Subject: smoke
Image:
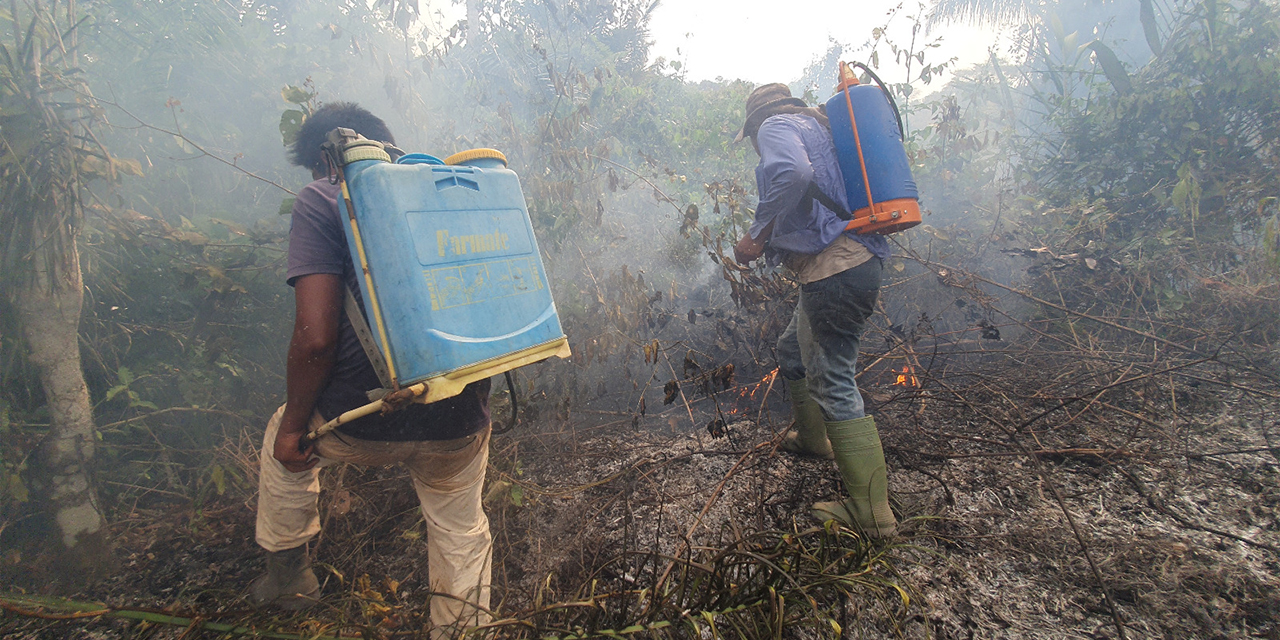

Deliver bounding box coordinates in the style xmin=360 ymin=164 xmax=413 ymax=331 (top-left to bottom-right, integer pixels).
xmin=71 ymin=0 xmax=1280 ymax=439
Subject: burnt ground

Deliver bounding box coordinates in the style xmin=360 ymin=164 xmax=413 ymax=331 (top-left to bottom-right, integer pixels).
xmin=2 ymin=367 xmax=1278 ymax=639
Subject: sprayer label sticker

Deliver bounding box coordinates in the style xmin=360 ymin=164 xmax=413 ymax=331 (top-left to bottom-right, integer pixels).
xmin=436 ymin=229 xmax=509 ymax=257
xmin=422 ymin=256 xmax=544 ymax=310
xmin=406 ymin=208 xmax=535 ymax=266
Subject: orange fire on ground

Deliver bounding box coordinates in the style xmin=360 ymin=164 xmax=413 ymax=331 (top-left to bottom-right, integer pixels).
xmin=894 ymin=366 xmax=919 ymax=387
xmin=733 ymin=368 xmax=779 ymax=400
xmin=723 ymin=368 xmax=781 ymax=416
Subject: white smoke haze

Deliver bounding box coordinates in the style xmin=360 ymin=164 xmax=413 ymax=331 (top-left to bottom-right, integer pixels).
xmin=1 ymin=0 xmax=1278 ymax=636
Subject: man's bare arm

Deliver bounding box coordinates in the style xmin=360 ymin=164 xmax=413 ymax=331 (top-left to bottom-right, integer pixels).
xmin=274 ymin=273 xmax=343 ymax=472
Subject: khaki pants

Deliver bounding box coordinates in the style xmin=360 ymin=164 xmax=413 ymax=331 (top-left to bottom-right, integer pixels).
xmin=256 ymin=405 xmax=492 ymax=632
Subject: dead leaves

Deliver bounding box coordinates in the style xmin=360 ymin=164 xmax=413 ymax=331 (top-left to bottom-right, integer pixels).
xmin=663 ymin=380 xmax=680 ymax=405
xmin=710 ymin=363 xmax=735 ymax=392
xmin=680 ymin=204 xmax=699 ymax=237
xmin=643 ymin=340 xmax=661 ymax=364
xmin=353 ymin=574 xmax=403 ymax=627
xmin=706 ymin=417 xmax=727 ymax=439
xmin=682 ymin=351 xmax=701 ymax=378
xmin=662 ymin=353 xmax=736 ymax=407
xmin=977 ymin=319 xmax=1002 ymax=340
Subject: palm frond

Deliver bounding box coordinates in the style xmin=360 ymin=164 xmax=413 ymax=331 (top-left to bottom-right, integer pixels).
xmin=0 ymin=0 xmax=99 ymax=290
xmin=928 ymin=0 xmax=1032 ymax=26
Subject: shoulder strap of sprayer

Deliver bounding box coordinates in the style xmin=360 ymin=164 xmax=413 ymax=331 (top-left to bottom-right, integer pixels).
xmin=344 ymin=286 xmax=394 ymax=391
xmin=322 ymin=128 xmax=396 ymax=393
xmin=804 ymin=181 xmax=853 ymax=222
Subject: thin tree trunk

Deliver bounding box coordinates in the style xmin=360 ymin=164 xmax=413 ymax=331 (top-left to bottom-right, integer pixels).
xmin=467 ymin=0 xmax=481 ymax=46
xmin=11 ymin=239 xmax=113 ymax=577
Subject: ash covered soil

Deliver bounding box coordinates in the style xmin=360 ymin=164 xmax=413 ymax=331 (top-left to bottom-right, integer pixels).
xmin=3 ymin=384 xmax=1278 ymax=639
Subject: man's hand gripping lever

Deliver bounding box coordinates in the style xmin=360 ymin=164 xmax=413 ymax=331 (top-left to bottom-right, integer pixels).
xmin=274 ymin=411 xmax=319 ymax=473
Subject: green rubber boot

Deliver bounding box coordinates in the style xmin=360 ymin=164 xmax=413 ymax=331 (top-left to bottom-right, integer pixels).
xmin=780 ymin=377 xmax=834 ymax=459
xmin=811 ymin=416 xmax=897 ymax=538
xmin=249 ymin=544 xmax=320 ymax=610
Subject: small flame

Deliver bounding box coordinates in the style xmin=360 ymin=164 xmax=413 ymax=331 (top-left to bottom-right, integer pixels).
xmin=893 ymin=366 xmax=918 ymax=387
xmin=725 ymin=368 xmax=780 ymax=416
xmin=736 ymin=368 xmax=779 ymax=399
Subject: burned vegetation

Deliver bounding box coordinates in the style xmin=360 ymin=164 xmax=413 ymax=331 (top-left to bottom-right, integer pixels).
xmin=2 ymin=0 xmax=1280 ymax=638
xmin=7 ymin=215 xmax=1277 ymax=639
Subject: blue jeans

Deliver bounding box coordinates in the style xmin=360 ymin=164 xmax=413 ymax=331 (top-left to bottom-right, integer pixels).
xmin=776 ymin=259 xmax=882 ymax=421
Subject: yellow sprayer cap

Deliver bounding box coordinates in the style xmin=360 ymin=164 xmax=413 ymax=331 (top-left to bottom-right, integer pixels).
xmin=342 ymin=140 xmax=392 ymax=164
xmin=444 ymin=148 xmax=508 ymax=167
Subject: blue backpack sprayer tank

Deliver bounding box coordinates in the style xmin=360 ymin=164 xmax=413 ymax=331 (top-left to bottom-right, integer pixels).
xmin=819 ymin=62 xmax=921 ymax=235
xmin=308 ymin=129 xmax=570 ymax=439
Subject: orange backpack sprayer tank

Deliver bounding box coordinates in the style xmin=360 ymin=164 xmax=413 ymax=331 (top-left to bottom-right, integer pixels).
xmin=823 ymin=62 xmax=922 ymax=235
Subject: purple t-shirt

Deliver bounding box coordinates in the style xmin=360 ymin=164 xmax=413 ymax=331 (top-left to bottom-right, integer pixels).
xmin=286 ymin=179 xmax=490 ymax=441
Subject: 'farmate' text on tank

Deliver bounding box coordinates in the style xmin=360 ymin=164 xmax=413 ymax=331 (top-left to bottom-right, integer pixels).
xmin=436 ymin=229 xmax=511 ymax=258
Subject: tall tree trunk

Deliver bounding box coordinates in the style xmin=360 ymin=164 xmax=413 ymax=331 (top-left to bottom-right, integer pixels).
xmin=467 ymin=0 xmax=481 ymax=46
xmin=11 ymin=239 xmax=113 ymax=578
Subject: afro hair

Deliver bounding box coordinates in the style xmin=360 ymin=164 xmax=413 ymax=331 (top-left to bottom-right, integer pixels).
xmin=289 ymin=102 xmax=395 ymax=173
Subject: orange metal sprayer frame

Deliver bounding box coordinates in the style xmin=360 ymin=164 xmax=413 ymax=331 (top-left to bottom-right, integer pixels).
xmin=838 ymin=62 xmax=879 ymax=228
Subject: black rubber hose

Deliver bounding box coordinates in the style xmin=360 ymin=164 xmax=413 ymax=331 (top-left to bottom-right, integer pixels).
xmin=492 ymin=370 xmax=519 ymax=435
xmin=851 ymin=62 xmax=906 ymax=141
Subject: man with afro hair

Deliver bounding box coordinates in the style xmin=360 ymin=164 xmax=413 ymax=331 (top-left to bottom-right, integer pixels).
xmin=250 ymin=102 xmax=494 ymax=637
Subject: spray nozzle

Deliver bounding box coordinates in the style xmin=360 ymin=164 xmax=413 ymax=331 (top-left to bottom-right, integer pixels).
xmin=837 ymin=62 xmax=861 ymax=91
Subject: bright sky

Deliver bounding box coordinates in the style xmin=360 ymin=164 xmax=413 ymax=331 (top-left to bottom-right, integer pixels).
xmin=646 ymin=0 xmax=1001 ymax=89
xmin=424 ymin=1 xmax=1002 ymax=90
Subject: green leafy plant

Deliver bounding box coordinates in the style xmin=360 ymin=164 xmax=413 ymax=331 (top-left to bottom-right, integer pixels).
xmin=279 ymin=78 xmax=319 ymax=147
xmin=102 ymin=367 xmax=158 ymax=411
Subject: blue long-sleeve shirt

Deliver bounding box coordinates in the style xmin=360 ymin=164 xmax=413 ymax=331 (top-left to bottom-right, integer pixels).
xmin=748 ymin=113 xmax=890 ymax=264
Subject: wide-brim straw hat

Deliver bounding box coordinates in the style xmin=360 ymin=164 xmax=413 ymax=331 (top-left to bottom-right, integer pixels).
xmin=735 ymin=83 xmax=807 ymax=142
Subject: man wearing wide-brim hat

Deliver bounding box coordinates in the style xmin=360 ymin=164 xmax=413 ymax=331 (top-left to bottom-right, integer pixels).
xmin=733 ymin=83 xmax=897 ymax=538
